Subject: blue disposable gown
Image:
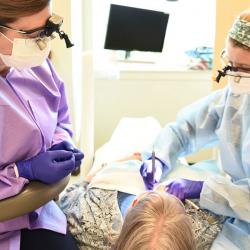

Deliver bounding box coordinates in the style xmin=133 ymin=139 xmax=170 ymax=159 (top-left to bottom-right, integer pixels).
xmin=142 ymin=86 xmax=250 ymax=249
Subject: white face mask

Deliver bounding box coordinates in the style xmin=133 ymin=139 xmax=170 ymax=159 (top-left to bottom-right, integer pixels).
xmin=0 ymin=33 xmax=51 ymax=70
xmin=228 ymin=71 xmax=250 ymax=94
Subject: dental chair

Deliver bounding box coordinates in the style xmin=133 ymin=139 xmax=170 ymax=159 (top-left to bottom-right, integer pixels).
xmin=0 ymin=175 xmax=70 ymax=222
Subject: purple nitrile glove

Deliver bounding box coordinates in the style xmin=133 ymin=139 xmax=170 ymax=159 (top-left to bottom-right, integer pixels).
xmin=16 ymin=150 xmax=75 ymax=184
xmin=165 ymin=178 xmax=204 ymax=201
xmin=140 ymin=157 xmax=166 ymax=190
xmin=50 ymin=141 xmax=84 ymax=169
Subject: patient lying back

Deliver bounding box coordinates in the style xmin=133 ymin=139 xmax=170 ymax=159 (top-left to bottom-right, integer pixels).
xmin=59 ymin=155 xmax=223 ymax=250
xmin=60 ymin=184 xmax=195 ymax=250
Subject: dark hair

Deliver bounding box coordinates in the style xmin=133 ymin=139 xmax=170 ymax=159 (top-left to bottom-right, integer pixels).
xmin=0 ymin=0 xmax=50 ymax=25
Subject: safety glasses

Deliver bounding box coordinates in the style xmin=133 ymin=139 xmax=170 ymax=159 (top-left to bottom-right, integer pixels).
xmin=0 ymin=13 xmax=64 ymax=40
xmin=0 ymin=13 xmax=73 ymax=49
xmin=0 ymin=24 xmax=48 ymax=39
xmin=220 ymin=49 xmax=250 ymax=74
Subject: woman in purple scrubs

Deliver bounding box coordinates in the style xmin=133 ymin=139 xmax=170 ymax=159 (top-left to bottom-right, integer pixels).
xmin=0 ymin=1 xmax=83 ymax=249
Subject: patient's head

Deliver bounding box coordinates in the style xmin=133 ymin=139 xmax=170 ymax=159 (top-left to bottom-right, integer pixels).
xmin=112 ymin=191 xmax=196 ymax=250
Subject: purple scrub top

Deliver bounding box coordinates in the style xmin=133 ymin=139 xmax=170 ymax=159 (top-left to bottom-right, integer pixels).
xmin=0 ymin=59 xmax=73 ymax=250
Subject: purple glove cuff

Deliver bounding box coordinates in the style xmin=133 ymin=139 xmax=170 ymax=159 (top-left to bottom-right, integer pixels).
xmin=16 ymin=160 xmax=34 ymax=180
xmin=50 ymin=141 xmax=74 ymax=151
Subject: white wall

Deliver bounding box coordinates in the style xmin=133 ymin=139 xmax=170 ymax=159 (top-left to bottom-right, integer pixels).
xmin=92 ymin=0 xmax=216 ymax=68
xmin=51 ymin=0 xmax=216 ymax=166
xmin=94 ymin=69 xmax=214 ymax=162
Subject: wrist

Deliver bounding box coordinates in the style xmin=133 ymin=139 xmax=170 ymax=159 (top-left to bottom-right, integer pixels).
xmin=16 ymin=160 xmax=33 ymax=180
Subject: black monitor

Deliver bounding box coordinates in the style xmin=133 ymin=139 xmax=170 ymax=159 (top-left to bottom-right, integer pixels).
xmin=104 ymin=4 xmax=169 ymax=53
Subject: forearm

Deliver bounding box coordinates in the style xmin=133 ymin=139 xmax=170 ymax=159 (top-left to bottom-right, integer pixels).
xmin=142 ymin=92 xmax=221 ymax=169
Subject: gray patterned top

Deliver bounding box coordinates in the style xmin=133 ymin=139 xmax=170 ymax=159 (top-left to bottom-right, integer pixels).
xmin=59 ymin=181 xmax=225 ymax=250
xmin=59 ymin=182 xmax=123 ymax=250
xmin=185 ymin=200 xmax=225 ymax=250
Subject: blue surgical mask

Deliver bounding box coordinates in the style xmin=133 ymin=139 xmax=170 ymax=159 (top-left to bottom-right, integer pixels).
xmin=228 ymin=71 xmax=250 ymax=94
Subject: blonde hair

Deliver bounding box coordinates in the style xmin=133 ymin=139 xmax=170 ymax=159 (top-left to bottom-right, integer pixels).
xmin=112 ymin=192 xmax=196 ymax=250
xmin=0 ymin=0 xmax=50 ymax=25
xmin=229 ymin=9 xmax=250 ymax=51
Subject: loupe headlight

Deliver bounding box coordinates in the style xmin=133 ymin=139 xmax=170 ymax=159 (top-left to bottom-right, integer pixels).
xmin=215 ymin=49 xmax=250 ymax=83
xmin=215 ymin=65 xmax=232 ymax=83
xmin=215 ymin=65 xmax=250 ymax=83
xmin=42 ymin=13 xmax=74 ymax=48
